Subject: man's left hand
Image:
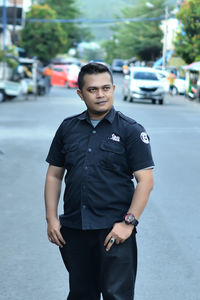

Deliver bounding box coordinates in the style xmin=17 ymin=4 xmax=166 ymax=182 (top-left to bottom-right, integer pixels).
xmin=104 ymin=222 xmax=134 ymax=251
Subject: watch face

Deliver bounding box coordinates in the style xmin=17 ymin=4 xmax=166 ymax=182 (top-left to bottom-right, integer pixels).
xmin=126 ymin=215 xmax=134 ymax=222
xmin=125 ymin=213 xmax=138 ymax=226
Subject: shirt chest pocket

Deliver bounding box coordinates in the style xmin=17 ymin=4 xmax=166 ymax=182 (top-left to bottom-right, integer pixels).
xmin=99 ymin=140 xmax=125 ymax=167
xmin=62 ymin=143 xmax=79 ymax=167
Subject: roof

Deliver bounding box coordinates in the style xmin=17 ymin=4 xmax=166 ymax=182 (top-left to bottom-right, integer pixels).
xmin=183 ymin=61 xmax=200 ymax=71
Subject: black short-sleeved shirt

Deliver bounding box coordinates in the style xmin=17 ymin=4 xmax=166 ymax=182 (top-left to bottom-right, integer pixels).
xmin=46 ymin=107 xmax=154 ymax=230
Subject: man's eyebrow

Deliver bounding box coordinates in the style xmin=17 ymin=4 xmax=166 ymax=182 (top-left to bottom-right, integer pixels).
xmin=87 ymin=86 xmax=97 ymax=89
xmin=87 ymin=84 xmax=112 ymax=89
xmin=103 ymin=84 xmax=112 ymax=87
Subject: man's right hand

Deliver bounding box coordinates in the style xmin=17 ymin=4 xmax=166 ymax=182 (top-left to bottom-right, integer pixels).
xmin=47 ymin=217 xmax=66 ymax=248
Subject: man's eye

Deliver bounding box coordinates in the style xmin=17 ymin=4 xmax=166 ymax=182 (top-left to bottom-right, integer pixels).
xmin=89 ymin=88 xmax=96 ymax=93
xmin=103 ymin=86 xmax=110 ymax=91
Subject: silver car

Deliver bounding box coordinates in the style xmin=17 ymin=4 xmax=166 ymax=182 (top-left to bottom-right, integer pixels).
xmin=123 ymin=67 xmax=165 ymax=105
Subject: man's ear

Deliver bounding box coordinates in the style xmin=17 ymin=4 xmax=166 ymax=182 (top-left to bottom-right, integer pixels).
xmin=77 ymin=89 xmax=84 ymax=100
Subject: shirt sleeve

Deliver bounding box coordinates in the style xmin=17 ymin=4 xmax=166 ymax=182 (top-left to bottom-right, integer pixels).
xmin=125 ymin=123 xmax=155 ymax=172
xmin=46 ymin=123 xmax=65 ymax=167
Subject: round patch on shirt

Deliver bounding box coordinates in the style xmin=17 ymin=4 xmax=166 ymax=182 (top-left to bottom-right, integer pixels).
xmin=140 ymin=132 xmax=149 ymax=144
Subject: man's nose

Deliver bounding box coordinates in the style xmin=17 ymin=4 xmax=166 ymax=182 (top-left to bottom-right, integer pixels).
xmin=96 ymin=88 xmax=104 ymax=97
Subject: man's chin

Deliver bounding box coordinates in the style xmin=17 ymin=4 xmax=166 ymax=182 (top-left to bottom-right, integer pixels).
xmin=92 ymin=109 xmax=110 ymax=116
xmin=95 ymin=109 xmax=108 ymax=114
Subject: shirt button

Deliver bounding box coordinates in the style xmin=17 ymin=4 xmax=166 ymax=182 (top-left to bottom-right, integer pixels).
xmin=92 ymin=130 xmax=96 ymax=134
xmin=88 ymin=148 xmax=92 ymax=152
xmin=82 ymin=205 xmax=87 ymax=209
xmin=84 ymin=166 xmax=88 ymax=170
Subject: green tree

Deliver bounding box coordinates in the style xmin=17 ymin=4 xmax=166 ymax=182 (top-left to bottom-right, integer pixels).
xmin=20 ymin=4 xmax=66 ymax=63
xmin=174 ymin=0 xmax=200 ymax=64
xmin=103 ymin=0 xmax=166 ymax=63
xmin=38 ymin=0 xmax=92 ymax=50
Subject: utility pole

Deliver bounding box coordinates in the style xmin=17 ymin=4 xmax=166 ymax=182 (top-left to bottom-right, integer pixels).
xmin=12 ymin=0 xmax=17 ymax=44
xmin=162 ymin=5 xmax=168 ymax=70
xmin=2 ymin=0 xmax=7 ymax=52
xmin=2 ymin=0 xmax=7 ymax=80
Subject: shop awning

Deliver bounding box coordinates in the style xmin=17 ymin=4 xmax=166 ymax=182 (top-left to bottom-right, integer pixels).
xmin=183 ymin=61 xmax=200 ymax=71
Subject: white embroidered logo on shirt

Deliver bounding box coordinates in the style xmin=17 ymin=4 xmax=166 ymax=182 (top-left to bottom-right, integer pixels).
xmin=140 ymin=132 xmax=149 ymax=144
xmin=110 ymin=134 xmax=120 ymax=142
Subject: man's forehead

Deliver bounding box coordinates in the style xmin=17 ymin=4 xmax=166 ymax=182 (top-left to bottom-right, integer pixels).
xmin=83 ymin=73 xmax=112 ymax=87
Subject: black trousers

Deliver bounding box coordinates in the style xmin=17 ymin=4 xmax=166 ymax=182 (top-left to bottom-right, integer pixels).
xmin=60 ymin=227 xmax=137 ymax=300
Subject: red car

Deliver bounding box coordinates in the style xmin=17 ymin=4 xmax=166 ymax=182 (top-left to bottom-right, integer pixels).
xmin=51 ymin=64 xmax=80 ymax=88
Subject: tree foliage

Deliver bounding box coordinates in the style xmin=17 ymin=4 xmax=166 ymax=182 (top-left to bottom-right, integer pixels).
xmin=174 ymin=0 xmax=200 ymax=64
xmin=103 ymin=0 xmax=166 ymax=63
xmin=21 ymin=4 xmax=66 ymax=63
xmin=37 ymin=0 xmax=92 ymax=50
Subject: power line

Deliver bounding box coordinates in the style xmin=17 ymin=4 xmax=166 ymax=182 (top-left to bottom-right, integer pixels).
xmin=23 ymin=16 xmax=165 ymax=24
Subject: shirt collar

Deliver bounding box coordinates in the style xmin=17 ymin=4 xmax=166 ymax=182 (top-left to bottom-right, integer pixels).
xmin=77 ymin=106 xmax=116 ymax=124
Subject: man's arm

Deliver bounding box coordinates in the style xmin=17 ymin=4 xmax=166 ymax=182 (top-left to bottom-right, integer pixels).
xmin=104 ymin=168 xmax=154 ymax=251
xmin=44 ymin=164 xmax=66 ymax=247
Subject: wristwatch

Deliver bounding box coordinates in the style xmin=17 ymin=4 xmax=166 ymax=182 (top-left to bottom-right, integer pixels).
xmin=124 ymin=213 xmax=139 ymax=227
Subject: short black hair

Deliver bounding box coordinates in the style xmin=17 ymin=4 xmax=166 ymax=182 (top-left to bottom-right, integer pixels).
xmin=78 ymin=62 xmax=113 ymax=90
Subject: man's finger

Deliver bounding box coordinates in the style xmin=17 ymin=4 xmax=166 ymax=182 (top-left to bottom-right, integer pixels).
xmin=56 ymin=231 xmax=66 ymax=245
xmin=48 ymin=230 xmax=66 ymax=247
xmin=53 ymin=234 xmax=64 ymax=247
xmin=106 ymin=237 xmax=116 ymax=251
xmin=104 ymin=232 xmax=112 ymax=246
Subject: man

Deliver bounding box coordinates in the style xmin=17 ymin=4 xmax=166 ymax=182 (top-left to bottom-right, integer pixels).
xmin=167 ymin=70 xmax=176 ymax=95
xmin=44 ymin=63 xmax=154 ymax=300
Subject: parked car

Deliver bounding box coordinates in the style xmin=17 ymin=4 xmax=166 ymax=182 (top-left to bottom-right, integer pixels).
xmin=155 ymin=69 xmax=186 ymax=95
xmin=122 ymin=67 xmax=165 ymax=105
xmin=51 ymin=64 xmax=80 ymax=88
xmin=111 ymin=59 xmax=125 ymax=72
xmin=51 ymin=65 xmax=68 ymax=87
xmin=66 ymin=64 xmax=80 ymax=88
xmin=0 ymin=56 xmax=29 ymax=102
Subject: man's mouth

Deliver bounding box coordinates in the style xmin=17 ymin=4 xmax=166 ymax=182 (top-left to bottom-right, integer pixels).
xmin=96 ymin=100 xmax=107 ymax=105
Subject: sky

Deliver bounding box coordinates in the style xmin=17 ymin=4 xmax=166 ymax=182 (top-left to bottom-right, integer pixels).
xmin=24 ymin=0 xmax=31 ymax=11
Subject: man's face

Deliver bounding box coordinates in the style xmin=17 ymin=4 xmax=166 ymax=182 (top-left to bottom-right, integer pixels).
xmin=77 ymin=72 xmax=115 ymax=120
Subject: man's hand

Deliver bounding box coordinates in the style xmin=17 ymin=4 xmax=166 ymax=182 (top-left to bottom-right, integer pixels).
xmin=104 ymin=222 xmax=134 ymax=251
xmin=47 ymin=217 xmax=66 ymax=248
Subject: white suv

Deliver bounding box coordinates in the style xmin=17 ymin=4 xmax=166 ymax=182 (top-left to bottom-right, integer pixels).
xmin=123 ymin=67 xmax=165 ymax=105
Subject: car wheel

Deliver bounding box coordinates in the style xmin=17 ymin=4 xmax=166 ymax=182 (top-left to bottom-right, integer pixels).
xmin=38 ymin=87 xmax=45 ymax=96
xmin=65 ymin=81 xmax=69 ymax=88
xmin=129 ymin=96 xmax=133 ymax=102
xmin=123 ymin=95 xmax=127 ymax=101
xmin=0 ymin=91 xmax=5 ymax=102
xmin=152 ymin=99 xmax=156 ymax=104
xmin=159 ymin=99 xmax=163 ymax=105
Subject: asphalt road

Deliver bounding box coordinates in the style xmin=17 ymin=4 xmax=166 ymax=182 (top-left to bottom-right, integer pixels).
xmin=0 ymin=74 xmax=200 ymax=300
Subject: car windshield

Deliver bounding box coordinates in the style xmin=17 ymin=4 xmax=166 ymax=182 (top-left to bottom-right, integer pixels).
xmin=114 ymin=60 xmax=124 ymax=66
xmin=53 ymin=68 xmax=63 ymax=72
xmin=134 ymin=71 xmax=158 ymax=81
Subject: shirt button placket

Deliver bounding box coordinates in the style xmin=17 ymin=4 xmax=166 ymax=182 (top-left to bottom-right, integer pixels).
xmin=82 ymin=128 xmax=97 ymax=229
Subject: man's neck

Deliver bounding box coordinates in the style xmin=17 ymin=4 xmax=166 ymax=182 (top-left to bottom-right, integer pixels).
xmin=87 ymin=109 xmax=111 ymax=120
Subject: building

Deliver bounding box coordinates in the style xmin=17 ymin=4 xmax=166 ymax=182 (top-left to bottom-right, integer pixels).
xmin=0 ymin=0 xmax=25 ymax=49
